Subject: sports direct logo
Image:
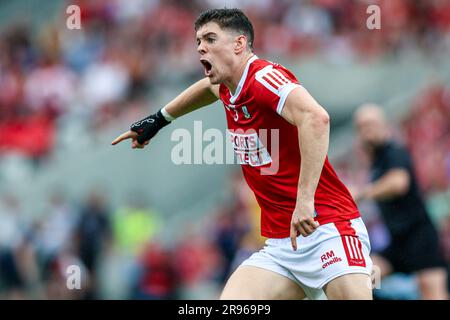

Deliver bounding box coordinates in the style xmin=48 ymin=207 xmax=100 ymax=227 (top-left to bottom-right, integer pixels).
xmin=170 ymin=121 xmax=279 ymax=175
xmin=321 ymin=250 xmax=342 ymax=269
xmin=229 ymin=131 xmax=272 ymax=167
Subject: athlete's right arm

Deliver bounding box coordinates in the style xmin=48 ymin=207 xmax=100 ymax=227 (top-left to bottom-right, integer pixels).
xmin=111 ymin=78 xmax=219 ymax=148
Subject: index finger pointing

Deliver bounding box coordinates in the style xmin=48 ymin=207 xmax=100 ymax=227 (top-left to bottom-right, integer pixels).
xmin=111 ymin=131 xmax=137 ymax=145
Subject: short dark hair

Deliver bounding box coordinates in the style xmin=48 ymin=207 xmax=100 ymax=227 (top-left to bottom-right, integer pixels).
xmin=194 ymin=8 xmax=254 ymax=51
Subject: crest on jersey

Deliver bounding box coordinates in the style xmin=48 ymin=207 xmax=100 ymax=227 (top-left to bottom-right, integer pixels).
xmin=242 ymin=106 xmax=252 ymax=119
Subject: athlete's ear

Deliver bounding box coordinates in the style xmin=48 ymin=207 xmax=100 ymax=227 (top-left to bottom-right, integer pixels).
xmin=234 ymin=35 xmax=247 ymax=54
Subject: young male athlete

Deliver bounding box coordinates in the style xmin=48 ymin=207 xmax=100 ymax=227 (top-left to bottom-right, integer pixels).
xmin=112 ymin=8 xmax=373 ymax=300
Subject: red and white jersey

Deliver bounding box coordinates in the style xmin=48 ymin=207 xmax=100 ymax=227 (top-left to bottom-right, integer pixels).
xmin=219 ymin=56 xmax=360 ymax=238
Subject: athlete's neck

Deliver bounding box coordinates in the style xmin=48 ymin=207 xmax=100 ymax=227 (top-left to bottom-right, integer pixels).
xmin=224 ymin=53 xmax=255 ymax=95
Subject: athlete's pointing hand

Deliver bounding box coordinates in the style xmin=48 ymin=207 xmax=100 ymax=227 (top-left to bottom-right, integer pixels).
xmin=111 ymin=130 xmax=150 ymax=149
xmin=111 ymin=109 xmax=171 ymax=149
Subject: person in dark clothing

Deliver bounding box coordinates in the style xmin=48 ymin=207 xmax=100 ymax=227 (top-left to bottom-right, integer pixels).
xmin=75 ymin=191 xmax=112 ymax=299
xmin=352 ymin=103 xmax=448 ymax=300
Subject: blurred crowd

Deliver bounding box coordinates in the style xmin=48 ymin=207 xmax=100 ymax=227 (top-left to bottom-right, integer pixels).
xmin=0 ymin=170 xmax=264 ymax=299
xmin=1 ymin=0 xmax=450 ymax=162
xmin=402 ymin=84 xmax=450 ymax=194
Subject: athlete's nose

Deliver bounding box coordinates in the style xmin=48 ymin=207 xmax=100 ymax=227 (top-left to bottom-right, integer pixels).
xmin=197 ymin=41 xmax=207 ymax=55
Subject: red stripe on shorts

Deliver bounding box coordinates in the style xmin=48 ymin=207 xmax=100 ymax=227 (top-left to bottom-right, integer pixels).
xmin=334 ymin=220 xmax=366 ymax=267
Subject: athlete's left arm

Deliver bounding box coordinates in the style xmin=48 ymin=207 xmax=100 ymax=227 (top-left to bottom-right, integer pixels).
xmin=281 ymin=86 xmax=330 ymax=250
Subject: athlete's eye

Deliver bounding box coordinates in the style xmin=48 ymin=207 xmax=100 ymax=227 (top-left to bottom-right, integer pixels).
xmin=207 ymin=37 xmax=216 ymax=44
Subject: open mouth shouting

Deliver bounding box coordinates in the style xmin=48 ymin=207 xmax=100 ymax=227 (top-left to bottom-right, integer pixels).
xmin=200 ymin=58 xmax=213 ymax=77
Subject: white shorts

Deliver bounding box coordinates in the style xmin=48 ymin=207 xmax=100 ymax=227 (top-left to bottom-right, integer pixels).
xmin=241 ymin=217 xmax=373 ymax=300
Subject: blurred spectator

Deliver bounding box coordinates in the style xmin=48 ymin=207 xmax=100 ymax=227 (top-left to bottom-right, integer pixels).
xmin=352 ymin=103 xmax=448 ymax=300
xmin=43 ymin=247 xmax=90 ymax=300
xmin=0 ymin=194 xmax=27 ymax=299
xmin=23 ymin=53 xmax=77 ymax=117
xmin=35 ymin=192 xmax=78 ymax=271
xmin=75 ymin=191 xmax=112 ymax=299
xmin=402 ymin=85 xmax=450 ymax=194
xmin=173 ymin=232 xmax=223 ymax=298
xmin=212 ymin=208 xmax=247 ymax=282
xmin=79 ymin=51 xmax=130 ymax=114
xmin=112 ymin=197 xmax=162 ymax=255
xmin=210 ymin=171 xmax=263 ymax=282
xmin=0 ymin=113 xmax=56 ymax=162
xmin=131 ymin=242 xmax=178 ymax=300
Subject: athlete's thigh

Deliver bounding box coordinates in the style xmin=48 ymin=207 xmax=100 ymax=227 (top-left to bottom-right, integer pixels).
xmin=220 ymin=265 xmax=306 ymax=300
xmin=323 ymin=273 xmax=372 ymax=300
